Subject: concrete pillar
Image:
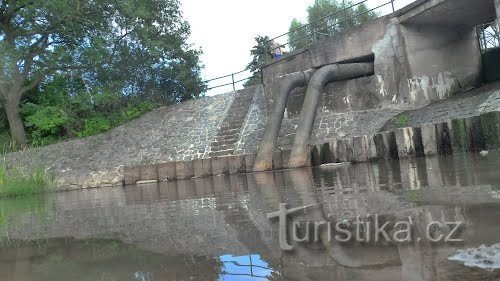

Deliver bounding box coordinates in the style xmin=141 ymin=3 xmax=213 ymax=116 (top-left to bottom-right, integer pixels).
xmin=448 ymin=118 xmax=469 ymax=153
xmin=202 ymin=159 xmax=213 ymax=177
xmin=317 ymin=142 xmax=335 ymax=164
xmin=310 ymin=144 xmax=322 ymax=166
xmin=395 ymin=127 xmax=424 ymax=158
xmin=212 ymin=157 xmax=229 ymax=176
xmin=420 ymin=123 xmax=439 ymax=156
xmin=326 ymin=141 xmax=337 ymax=163
xmin=272 ymin=151 xmax=283 ymax=170
xmin=193 ymin=159 xmax=204 ymax=178
xmin=158 ymin=162 xmax=176 ymax=181
xmin=374 ymin=131 xmax=398 ymax=160
xmin=464 ymin=116 xmax=486 ymax=152
xmin=281 ymin=150 xmax=291 ymax=169
xmin=228 ymin=155 xmax=246 ymax=174
xmin=175 ymin=161 xmax=194 ymax=180
xmin=244 ymin=154 xmax=255 ymax=173
xmin=124 ymin=166 xmax=141 ymax=185
xmin=140 ymin=164 xmax=158 ymax=182
xmin=352 ymin=136 xmax=369 ymax=163
xmin=480 ymin=111 xmax=500 ymax=150
xmin=336 ymin=138 xmax=353 ymax=163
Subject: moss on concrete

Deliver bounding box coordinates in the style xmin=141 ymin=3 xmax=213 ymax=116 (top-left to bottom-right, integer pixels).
xmin=480 ymin=112 xmax=500 ymax=150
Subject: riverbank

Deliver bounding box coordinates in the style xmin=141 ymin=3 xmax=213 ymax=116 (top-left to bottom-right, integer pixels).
xmin=0 ymin=162 xmax=54 ymax=198
xmin=3 ymin=83 xmax=500 ymax=190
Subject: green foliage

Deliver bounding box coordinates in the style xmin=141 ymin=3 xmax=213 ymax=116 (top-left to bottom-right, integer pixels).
xmin=4 ymin=74 xmax=158 ymax=145
xmin=395 ymin=113 xmax=410 ymax=128
xmin=77 ymin=117 xmax=112 ymax=138
xmin=244 ymin=36 xmax=270 ymax=88
xmin=0 ymin=164 xmax=54 ymax=198
xmin=288 ymin=0 xmax=379 ymax=50
xmin=0 ymin=0 xmax=206 ymax=144
xmin=23 ymin=104 xmax=71 ymax=145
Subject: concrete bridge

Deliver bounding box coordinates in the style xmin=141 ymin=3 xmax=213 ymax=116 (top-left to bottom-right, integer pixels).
xmin=399 ymin=0 xmax=497 ymax=27
xmin=262 ymin=0 xmax=499 ymax=110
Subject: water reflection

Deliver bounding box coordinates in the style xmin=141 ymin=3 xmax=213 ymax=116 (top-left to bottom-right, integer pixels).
xmin=0 ymin=151 xmax=499 ymax=280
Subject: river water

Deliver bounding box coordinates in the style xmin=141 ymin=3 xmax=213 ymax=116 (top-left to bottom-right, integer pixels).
xmin=1 ymin=151 xmax=500 ymax=280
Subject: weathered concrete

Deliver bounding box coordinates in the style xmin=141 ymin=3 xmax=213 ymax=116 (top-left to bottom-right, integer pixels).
xmin=288 ymin=63 xmax=375 ymax=168
xmin=228 ymin=155 xmax=246 ymax=175
xmin=373 ymin=131 xmax=398 ymax=160
xmin=254 ymin=70 xmax=313 ymax=171
xmin=496 ymin=0 xmax=500 ymax=19
xmin=395 ymin=127 xmax=424 ymax=158
xmin=175 ymin=161 xmax=194 ymax=180
xmin=420 ymin=123 xmax=439 ymax=156
xmin=140 ymin=164 xmax=158 ymax=182
xmin=352 ymin=136 xmax=370 ymax=163
xmin=480 ymin=111 xmax=500 ymax=149
xmin=158 ymin=162 xmax=176 ymax=181
xmin=244 ymin=154 xmax=255 ymax=173
xmin=124 ymin=166 xmax=141 ymax=185
xmin=193 ymin=159 xmax=205 ymax=178
xmin=202 ymin=159 xmax=213 ymax=177
xmin=211 ymin=157 xmax=229 ymax=176
xmin=399 ymin=0 xmax=496 ymax=27
xmin=272 ymin=151 xmax=283 ymax=170
xmin=400 ymin=24 xmax=482 ymax=106
xmin=122 ymin=111 xmax=500 ymax=185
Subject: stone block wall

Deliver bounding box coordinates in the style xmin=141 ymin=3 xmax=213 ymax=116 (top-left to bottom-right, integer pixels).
xmin=6 ymin=87 xmax=265 ymax=188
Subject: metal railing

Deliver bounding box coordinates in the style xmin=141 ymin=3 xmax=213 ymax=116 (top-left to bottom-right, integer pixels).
xmin=204 ymin=0 xmax=400 ymax=94
xmin=265 ymin=0 xmax=396 ymax=57
xmin=477 ymin=20 xmax=500 ymax=52
xmin=205 ymin=69 xmax=252 ymax=92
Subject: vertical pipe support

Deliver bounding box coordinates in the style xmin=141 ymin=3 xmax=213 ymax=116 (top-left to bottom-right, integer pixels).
xmin=288 ymin=63 xmax=374 ymax=168
xmin=253 ymin=69 xmax=315 ymax=171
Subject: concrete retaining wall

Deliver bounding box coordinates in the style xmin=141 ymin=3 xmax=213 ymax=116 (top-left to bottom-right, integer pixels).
xmin=260 ymin=9 xmax=484 ymax=148
xmin=123 ymin=112 xmax=499 ymax=185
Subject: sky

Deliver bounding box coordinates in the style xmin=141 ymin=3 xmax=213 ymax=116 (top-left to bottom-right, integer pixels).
xmin=182 ymin=0 xmax=416 ymax=95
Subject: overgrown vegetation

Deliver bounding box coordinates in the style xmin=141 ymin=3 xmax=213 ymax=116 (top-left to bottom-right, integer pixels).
xmin=0 ymin=0 xmax=205 ymax=147
xmin=395 ymin=113 xmax=410 ymax=128
xmin=0 ymin=146 xmax=54 ymax=198
xmin=288 ymin=0 xmax=379 ymax=50
xmin=0 ymin=164 xmax=54 ymax=198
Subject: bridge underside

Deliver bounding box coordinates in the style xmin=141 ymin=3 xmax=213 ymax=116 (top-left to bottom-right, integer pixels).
xmin=399 ymin=0 xmax=497 ymax=26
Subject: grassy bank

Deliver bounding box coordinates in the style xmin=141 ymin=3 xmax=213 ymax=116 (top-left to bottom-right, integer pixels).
xmin=0 ymin=164 xmax=54 ymax=198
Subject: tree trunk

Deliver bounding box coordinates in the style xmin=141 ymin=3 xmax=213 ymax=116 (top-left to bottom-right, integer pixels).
xmin=5 ymin=93 xmax=28 ymax=145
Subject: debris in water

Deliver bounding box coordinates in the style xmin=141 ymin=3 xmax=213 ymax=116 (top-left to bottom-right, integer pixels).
xmin=449 ymin=244 xmax=500 ymax=271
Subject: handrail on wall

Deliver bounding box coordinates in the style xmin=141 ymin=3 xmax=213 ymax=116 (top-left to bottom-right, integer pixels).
xmin=204 ymin=0 xmax=398 ymax=93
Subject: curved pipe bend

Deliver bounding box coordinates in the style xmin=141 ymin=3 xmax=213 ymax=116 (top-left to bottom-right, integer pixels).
xmin=253 ymin=69 xmax=315 ymax=172
xmin=288 ymin=63 xmax=375 ymax=168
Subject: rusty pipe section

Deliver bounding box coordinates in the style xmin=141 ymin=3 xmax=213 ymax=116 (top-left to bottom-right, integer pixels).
xmin=288 ymin=63 xmax=374 ymax=168
xmin=253 ymin=69 xmax=315 ymax=172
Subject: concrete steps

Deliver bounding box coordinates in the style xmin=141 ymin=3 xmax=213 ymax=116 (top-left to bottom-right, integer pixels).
xmin=209 ymin=87 xmax=255 ymax=157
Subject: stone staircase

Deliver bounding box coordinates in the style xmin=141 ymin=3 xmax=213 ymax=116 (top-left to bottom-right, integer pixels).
xmin=209 ymin=87 xmax=256 ymax=157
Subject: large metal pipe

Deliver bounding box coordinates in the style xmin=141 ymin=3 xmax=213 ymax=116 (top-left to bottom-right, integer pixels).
xmin=288 ymin=63 xmax=375 ymax=168
xmin=253 ymin=69 xmax=315 ymax=172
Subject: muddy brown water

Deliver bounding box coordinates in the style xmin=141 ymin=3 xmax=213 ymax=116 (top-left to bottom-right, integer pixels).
xmin=1 ymin=151 xmax=500 ymax=280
